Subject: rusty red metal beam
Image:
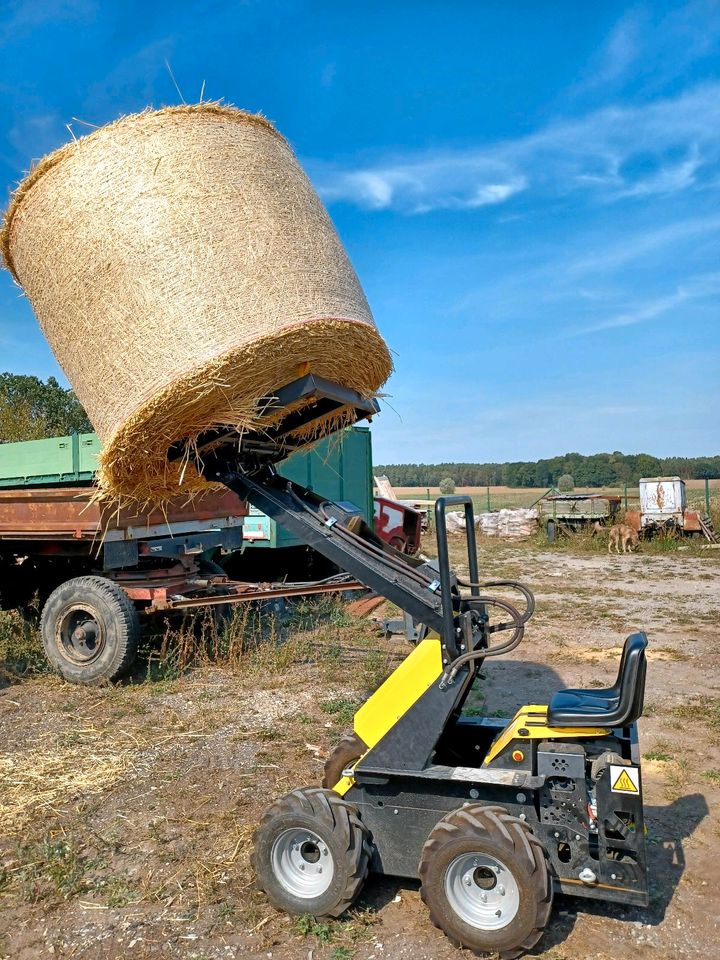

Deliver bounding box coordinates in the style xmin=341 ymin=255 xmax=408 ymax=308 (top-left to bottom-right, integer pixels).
xmin=138 ymin=578 xmax=366 ymax=613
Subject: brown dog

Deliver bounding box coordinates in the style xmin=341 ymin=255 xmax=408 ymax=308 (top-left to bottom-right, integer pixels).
xmin=608 ymin=523 xmax=640 ymax=554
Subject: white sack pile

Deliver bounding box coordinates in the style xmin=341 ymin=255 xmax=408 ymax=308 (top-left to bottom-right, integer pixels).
xmin=445 ymin=508 xmax=538 ymax=539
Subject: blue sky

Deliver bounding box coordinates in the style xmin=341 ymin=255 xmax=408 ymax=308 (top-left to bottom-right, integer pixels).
xmin=0 ymin=1 xmax=718 ymax=464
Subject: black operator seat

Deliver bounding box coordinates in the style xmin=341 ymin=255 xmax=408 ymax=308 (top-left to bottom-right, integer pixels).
xmin=547 ymin=633 xmax=648 ymax=728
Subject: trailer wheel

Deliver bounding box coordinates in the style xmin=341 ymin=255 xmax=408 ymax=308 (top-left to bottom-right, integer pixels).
xmin=253 ymin=787 xmax=372 ymax=918
xmin=41 ymin=576 xmax=140 ymax=683
xmin=419 ymin=805 xmax=552 ymax=958
xmin=322 ymin=733 xmax=367 ymax=789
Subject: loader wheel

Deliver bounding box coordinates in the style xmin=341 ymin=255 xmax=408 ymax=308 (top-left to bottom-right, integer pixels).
xmin=322 ymin=733 xmax=367 ymax=789
xmin=419 ymin=805 xmax=552 ymax=958
xmin=253 ymin=787 xmax=372 ymax=918
xmin=41 ymin=576 xmax=140 ymax=684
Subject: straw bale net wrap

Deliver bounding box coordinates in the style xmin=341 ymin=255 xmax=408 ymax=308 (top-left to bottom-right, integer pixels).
xmin=1 ymin=104 xmax=392 ymax=502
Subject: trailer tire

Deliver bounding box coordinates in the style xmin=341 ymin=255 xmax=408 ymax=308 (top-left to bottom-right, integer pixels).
xmin=41 ymin=576 xmax=140 ymax=683
xmin=419 ymin=804 xmax=552 ymax=958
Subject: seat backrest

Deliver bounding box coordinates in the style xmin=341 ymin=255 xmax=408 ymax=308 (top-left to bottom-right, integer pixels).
xmin=612 ymin=634 xmax=633 ymax=688
xmin=615 ymin=632 xmax=648 ymax=726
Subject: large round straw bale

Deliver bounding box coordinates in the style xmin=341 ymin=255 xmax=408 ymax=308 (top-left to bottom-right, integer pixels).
xmin=1 ymin=104 xmax=391 ymax=502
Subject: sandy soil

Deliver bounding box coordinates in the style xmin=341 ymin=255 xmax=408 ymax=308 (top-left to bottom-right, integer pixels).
xmin=1 ymin=540 xmax=719 ymax=960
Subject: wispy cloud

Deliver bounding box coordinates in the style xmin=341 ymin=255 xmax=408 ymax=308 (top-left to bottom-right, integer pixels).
xmin=7 ymin=113 xmax=63 ymax=166
xmin=311 ymin=83 xmax=720 ymax=213
xmin=0 ymin=0 xmax=95 ymax=45
xmin=583 ymin=9 xmax=643 ymax=89
xmin=570 ymin=2 xmax=720 ymax=100
xmin=576 ymin=271 xmax=720 ymax=335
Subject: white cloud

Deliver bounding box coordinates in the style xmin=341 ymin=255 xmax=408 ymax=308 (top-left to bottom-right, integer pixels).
xmin=311 ymin=83 xmax=720 ymax=214
xmin=466 ymin=179 xmax=527 ymax=208
xmin=321 ymin=62 xmax=337 ymax=87
xmin=576 ymin=271 xmax=720 ymax=335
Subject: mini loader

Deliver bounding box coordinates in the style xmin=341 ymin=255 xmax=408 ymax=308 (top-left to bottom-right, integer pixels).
xmin=176 ymin=375 xmax=649 ymax=958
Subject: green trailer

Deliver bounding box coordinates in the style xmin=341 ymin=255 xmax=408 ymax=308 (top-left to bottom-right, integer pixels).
xmin=0 ymin=427 xmax=374 ymax=549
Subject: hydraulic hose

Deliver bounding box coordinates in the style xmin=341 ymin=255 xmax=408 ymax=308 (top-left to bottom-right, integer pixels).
xmin=440 ymin=595 xmax=525 ymax=688
xmin=456 ymin=577 xmax=535 ymax=623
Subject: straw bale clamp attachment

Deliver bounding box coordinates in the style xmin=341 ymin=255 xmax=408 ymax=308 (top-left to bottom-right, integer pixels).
xmin=171 ymin=374 xmax=650 ymax=958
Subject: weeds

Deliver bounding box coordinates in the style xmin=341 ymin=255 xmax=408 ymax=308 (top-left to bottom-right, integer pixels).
xmin=294 ymin=909 xmax=377 ymax=949
xmin=644 ymin=742 xmax=673 ymax=762
xmin=664 ymin=758 xmax=691 ymax=801
xmin=295 ymin=914 xmax=335 ymax=942
xmin=670 ymin=697 xmax=720 ymax=730
xmin=0 ymin=609 xmax=47 ymax=677
xmin=143 ymin=595 xmax=352 ymax=678
xmin=13 ymin=839 xmax=90 ymax=903
xmin=321 ymin=698 xmax=360 ymax=725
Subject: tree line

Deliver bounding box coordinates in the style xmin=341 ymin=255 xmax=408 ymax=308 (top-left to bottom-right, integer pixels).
xmin=1 ymin=375 xmax=717 ymax=490
xmin=0 ymin=373 xmax=91 ymax=442
xmin=375 ymin=451 xmax=720 ymax=488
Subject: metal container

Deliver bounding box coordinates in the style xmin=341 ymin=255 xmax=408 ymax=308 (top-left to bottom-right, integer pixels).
xmin=638 ymin=477 xmax=686 ymax=526
xmin=242 ymin=427 xmax=373 ymax=549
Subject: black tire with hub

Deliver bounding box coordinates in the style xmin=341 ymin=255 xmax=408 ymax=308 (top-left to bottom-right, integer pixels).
xmin=322 ymin=732 xmax=367 ymax=789
xmin=40 ymin=576 xmax=141 ymax=683
xmin=419 ymin=804 xmax=552 ymax=958
xmin=253 ymin=787 xmax=372 ymax=918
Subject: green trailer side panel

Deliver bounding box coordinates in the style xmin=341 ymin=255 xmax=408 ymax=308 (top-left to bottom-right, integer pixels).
xmin=78 ymin=434 xmax=102 ymax=474
xmin=0 ymin=432 xmax=100 ymax=487
xmin=246 ymin=427 xmax=373 ymax=550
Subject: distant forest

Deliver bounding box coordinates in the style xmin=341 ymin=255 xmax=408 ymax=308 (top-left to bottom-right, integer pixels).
xmin=375 ymin=453 xmax=720 ymax=488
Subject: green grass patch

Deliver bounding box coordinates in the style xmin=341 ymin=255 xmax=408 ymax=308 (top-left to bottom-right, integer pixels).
xmin=644 ymin=748 xmax=673 ymax=762
xmin=671 ymin=697 xmax=720 ymax=729
xmin=320 ymin=698 xmax=360 ymax=726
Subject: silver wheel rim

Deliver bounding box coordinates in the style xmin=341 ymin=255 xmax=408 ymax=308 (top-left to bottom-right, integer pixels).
xmin=271 ymin=828 xmax=334 ymax=898
xmin=444 ymin=852 xmax=520 ymax=930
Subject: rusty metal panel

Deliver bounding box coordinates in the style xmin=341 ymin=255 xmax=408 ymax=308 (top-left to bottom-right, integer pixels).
xmin=682 ymin=510 xmax=702 ymax=532
xmin=624 ymin=510 xmax=642 ymax=532
xmin=0 ymin=486 xmax=247 ymax=542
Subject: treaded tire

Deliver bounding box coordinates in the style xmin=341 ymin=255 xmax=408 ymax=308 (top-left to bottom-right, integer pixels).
xmin=40 ymin=576 xmax=140 ymax=683
xmin=322 ymin=733 xmax=367 ymax=789
xmin=419 ymin=804 xmax=552 ymax=958
xmin=252 ymin=787 xmax=372 ymax=918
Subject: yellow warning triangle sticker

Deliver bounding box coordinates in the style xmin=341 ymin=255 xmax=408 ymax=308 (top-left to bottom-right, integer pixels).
xmin=612 ymin=769 xmax=638 ymax=793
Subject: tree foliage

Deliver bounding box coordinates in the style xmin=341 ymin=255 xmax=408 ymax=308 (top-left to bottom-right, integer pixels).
xmin=0 ymin=374 xmax=92 ymax=442
xmin=375 ymin=452 xmax=720 ymax=488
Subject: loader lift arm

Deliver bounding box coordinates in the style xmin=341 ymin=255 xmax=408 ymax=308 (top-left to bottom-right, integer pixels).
xmin=170 ymin=373 xmax=530 ymax=666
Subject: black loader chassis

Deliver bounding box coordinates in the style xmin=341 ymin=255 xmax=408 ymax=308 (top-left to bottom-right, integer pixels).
xmin=344 ymin=718 xmax=647 ymax=907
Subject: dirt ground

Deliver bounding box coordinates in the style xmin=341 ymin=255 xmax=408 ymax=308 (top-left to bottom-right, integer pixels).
xmin=1 ymin=538 xmax=719 ymax=960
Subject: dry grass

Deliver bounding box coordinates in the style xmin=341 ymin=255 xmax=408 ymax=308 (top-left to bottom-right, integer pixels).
xmin=0 ymin=729 xmax=138 ymax=835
